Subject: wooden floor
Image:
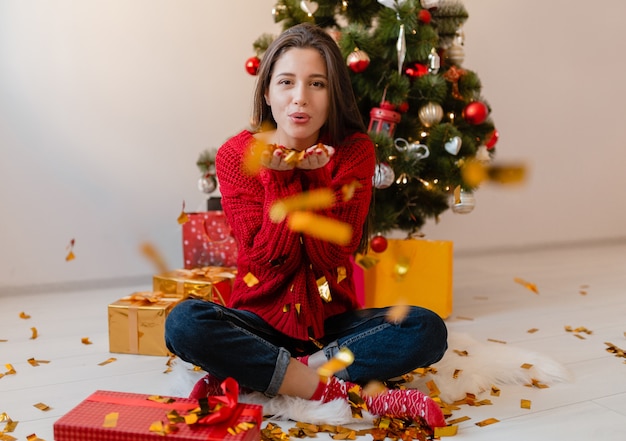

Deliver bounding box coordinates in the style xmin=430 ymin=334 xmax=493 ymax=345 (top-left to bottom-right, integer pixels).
xmin=2 ymin=240 xmax=626 ymax=440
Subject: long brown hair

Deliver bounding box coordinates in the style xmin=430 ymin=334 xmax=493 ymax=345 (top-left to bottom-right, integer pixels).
xmin=251 ymin=23 xmax=366 ymax=145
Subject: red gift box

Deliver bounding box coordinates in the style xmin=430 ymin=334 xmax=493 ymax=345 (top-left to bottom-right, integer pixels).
xmin=182 ymin=212 xmax=238 ymax=269
xmin=54 ymin=379 xmax=261 ymax=441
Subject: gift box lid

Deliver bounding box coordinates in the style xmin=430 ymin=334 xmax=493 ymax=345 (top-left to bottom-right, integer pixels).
xmin=53 ymin=389 xmax=262 ymax=441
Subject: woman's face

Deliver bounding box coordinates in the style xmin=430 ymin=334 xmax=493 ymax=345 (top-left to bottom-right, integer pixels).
xmin=264 ymin=47 xmax=330 ymax=151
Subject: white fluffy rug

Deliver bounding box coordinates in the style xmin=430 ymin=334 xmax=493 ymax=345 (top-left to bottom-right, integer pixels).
xmin=167 ymin=331 xmax=572 ymax=425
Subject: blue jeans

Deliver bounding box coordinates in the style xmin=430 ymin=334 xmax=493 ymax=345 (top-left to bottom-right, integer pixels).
xmin=165 ymin=300 xmax=447 ymax=397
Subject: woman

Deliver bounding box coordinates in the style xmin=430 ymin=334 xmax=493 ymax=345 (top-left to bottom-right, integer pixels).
xmin=165 ymin=22 xmax=447 ymax=428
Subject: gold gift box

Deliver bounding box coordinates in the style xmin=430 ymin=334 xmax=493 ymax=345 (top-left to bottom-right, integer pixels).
xmin=152 ymin=266 xmax=236 ymax=305
xmin=108 ymin=292 xmax=180 ymax=356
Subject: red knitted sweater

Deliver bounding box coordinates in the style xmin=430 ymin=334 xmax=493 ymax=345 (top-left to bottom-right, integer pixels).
xmin=215 ymin=130 xmax=375 ymax=341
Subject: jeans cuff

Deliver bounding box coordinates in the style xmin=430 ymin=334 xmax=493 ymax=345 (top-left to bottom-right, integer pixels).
xmin=265 ymin=347 xmax=291 ymax=397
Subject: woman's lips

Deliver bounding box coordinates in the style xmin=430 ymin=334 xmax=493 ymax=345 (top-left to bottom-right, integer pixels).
xmin=289 ymin=112 xmax=310 ymax=124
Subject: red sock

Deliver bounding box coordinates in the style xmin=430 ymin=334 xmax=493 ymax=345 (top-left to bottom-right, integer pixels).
xmin=297 ymin=355 xmax=310 ymax=366
xmin=309 ymin=376 xmax=353 ymax=403
xmin=363 ymin=388 xmax=446 ymax=428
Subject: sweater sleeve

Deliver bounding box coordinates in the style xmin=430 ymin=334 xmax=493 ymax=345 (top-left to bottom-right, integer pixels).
xmin=300 ymin=132 xmax=375 ymax=270
xmin=215 ymin=132 xmax=306 ymax=275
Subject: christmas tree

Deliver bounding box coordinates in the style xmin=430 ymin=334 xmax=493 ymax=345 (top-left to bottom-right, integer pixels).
xmin=236 ymin=0 xmax=499 ymax=240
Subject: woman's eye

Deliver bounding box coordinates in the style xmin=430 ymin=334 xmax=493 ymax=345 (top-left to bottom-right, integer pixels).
xmin=311 ymin=81 xmax=326 ymax=88
xmin=278 ymin=79 xmax=292 ymax=85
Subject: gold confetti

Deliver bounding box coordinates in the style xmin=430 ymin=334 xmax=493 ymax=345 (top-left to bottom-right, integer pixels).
xmin=33 ymin=403 xmax=50 ymax=412
xmin=475 ymin=418 xmax=499 ymax=427
xmin=453 ymin=349 xmax=469 ymax=357
xmin=65 ymin=238 xmax=76 ymax=261
xmin=98 ymin=357 xmax=117 ymax=366
xmin=487 ymin=338 xmax=507 ymax=344
xmin=4 ymin=364 xmax=16 ymax=375
xmin=447 ymin=416 xmax=470 ymax=425
xmin=287 ymin=212 xmax=352 ymax=245
xmin=435 ymin=425 xmax=458 ymax=437
xmin=243 ymin=138 xmax=270 ymax=176
xmin=149 ymin=421 xmax=166 ymax=434
xmin=425 ymin=380 xmax=441 ymax=397
xmin=605 ymin=342 xmax=626 ymax=360
xmin=1 ymin=412 xmax=18 ymax=433
xmin=385 ymin=303 xmax=409 ymax=323
xmin=0 ymin=339 xmax=7 ymax=343
xmin=81 ymin=337 xmax=92 ymax=345
xmin=527 ymin=328 xmax=539 ymax=333
xmin=490 ymin=386 xmax=500 ymax=396
xmin=317 ymin=347 xmax=354 ymax=381
xmin=341 ymin=180 xmax=362 ymax=201
xmin=269 ymin=188 xmax=335 ymax=223
xmin=521 ymin=399 xmax=531 ymax=409
xmin=26 ymin=435 xmax=44 ymax=441
xmin=139 ymin=242 xmax=170 ymax=274
xmin=147 ymin=395 xmax=175 ymax=404
xmin=452 ymin=369 xmax=462 ymax=379
xmin=337 ymin=266 xmax=347 ymax=284
xmin=27 ymin=358 xmax=50 ymax=367
xmin=462 ymin=160 xmax=526 ymax=187
xmin=0 ymin=434 xmax=18 ymax=441
xmin=177 ymin=201 xmax=189 ymax=224
xmin=30 ymin=328 xmax=38 ymax=340
xmin=19 ymin=312 xmax=31 ymax=319
xmin=514 ymin=277 xmax=539 ymax=294
xmin=243 ymin=272 xmax=259 ymax=287
xmin=455 ymin=316 xmax=474 ymax=321
xmin=527 ymin=378 xmax=549 ymax=389
xmin=521 ymin=363 xmax=533 ymax=369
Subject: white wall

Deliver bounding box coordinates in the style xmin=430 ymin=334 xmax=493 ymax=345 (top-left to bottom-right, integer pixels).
xmin=1 ymin=0 xmax=625 ymax=290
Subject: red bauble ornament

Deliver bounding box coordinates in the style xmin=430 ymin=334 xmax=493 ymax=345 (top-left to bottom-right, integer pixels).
xmin=485 ymin=129 xmax=499 ymax=150
xmin=347 ymin=50 xmax=370 ymax=73
xmin=370 ymin=235 xmax=388 ymax=253
xmin=462 ymin=101 xmax=489 ymax=125
xmin=245 ymin=56 xmax=261 ymax=76
xmin=397 ymin=101 xmax=409 ymax=113
xmin=417 ymin=9 xmax=432 ymax=24
xmin=404 ymin=62 xmax=429 ymax=79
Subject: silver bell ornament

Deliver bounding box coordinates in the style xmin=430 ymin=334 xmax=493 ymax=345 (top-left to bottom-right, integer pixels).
xmin=373 ymin=163 xmax=395 ymax=189
xmin=197 ymin=173 xmax=218 ymax=194
xmin=451 ymin=188 xmax=475 ymax=214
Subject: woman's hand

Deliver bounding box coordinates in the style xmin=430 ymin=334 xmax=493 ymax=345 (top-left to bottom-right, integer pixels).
xmin=261 ymin=148 xmax=296 ymax=171
xmin=297 ymin=144 xmax=335 ymax=170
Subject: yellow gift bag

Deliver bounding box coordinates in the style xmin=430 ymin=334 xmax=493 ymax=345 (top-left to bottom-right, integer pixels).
xmin=360 ymin=239 xmax=453 ymax=319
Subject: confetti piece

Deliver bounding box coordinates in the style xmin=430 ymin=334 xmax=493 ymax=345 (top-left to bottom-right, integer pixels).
xmin=30 ymin=327 xmax=38 ymax=340
xmin=242 ymin=138 xmax=270 ymax=175
xmin=0 ymin=339 xmax=7 ymax=343
xmin=446 ymin=416 xmax=470 ymax=425
xmin=453 ymin=349 xmax=469 ymax=357
xmin=514 ymin=277 xmax=539 ymax=294
xmin=139 ymin=241 xmax=170 ymax=274
xmin=462 ymin=160 xmax=526 ymax=187
xmin=521 ymin=363 xmax=533 ymax=369
xmin=65 ymin=238 xmax=76 ymax=261
xmin=177 ymin=201 xmax=190 ymax=224
xmin=527 ymin=328 xmax=539 ymax=333
xmin=337 ymin=266 xmax=347 ymax=283
xmin=527 ymin=378 xmax=549 ymax=388
xmin=27 ymin=358 xmax=50 ymax=367
xmin=287 ymin=212 xmax=352 ymax=245
xmin=452 ymin=369 xmax=462 ymax=379
xmin=102 ymin=412 xmax=119 ymax=428
xmin=490 ymin=386 xmax=500 ymax=396
xmin=605 ymin=342 xmax=626 ymax=360
xmin=455 ymin=316 xmax=474 ymax=321
xmin=98 ymin=357 xmax=117 ymax=366
xmin=1 ymin=412 xmax=18 ymax=433
xmin=341 ymin=180 xmax=362 ymax=201
xmin=19 ymin=312 xmax=31 ymax=319
xmin=81 ymin=337 xmax=92 ymax=345
xmin=1 ymin=434 xmax=18 ymax=441
xmin=4 ymin=364 xmax=16 ymax=375
xmin=487 ymin=338 xmax=507 ymax=344
xmin=385 ymin=303 xmax=409 ymax=323
xmin=33 ymin=403 xmax=50 ymax=411
xmin=26 ymin=435 xmax=44 ymax=441
xmin=521 ymin=399 xmax=531 ymax=409
xmin=475 ymin=418 xmax=499 ymax=427
xmin=243 ymin=272 xmax=259 ymax=287
xmin=425 ymin=380 xmax=441 ymax=397
xmin=317 ymin=347 xmax=354 ymax=381
xmin=435 ymin=425 xmax=458 ymax=437
xmin=269 ymin=188 xmax=335 ymax=223
xmin=147 ymin=395 xmax=175 ymax=404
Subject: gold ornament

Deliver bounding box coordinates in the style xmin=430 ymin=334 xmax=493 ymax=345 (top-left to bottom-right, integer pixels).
xmin=418 ymin=102 xmax=444 ymax=127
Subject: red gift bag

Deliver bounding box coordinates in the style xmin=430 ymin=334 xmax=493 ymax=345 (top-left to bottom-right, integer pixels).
xmin=182 ymin=212 xmax=238 ymax=269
